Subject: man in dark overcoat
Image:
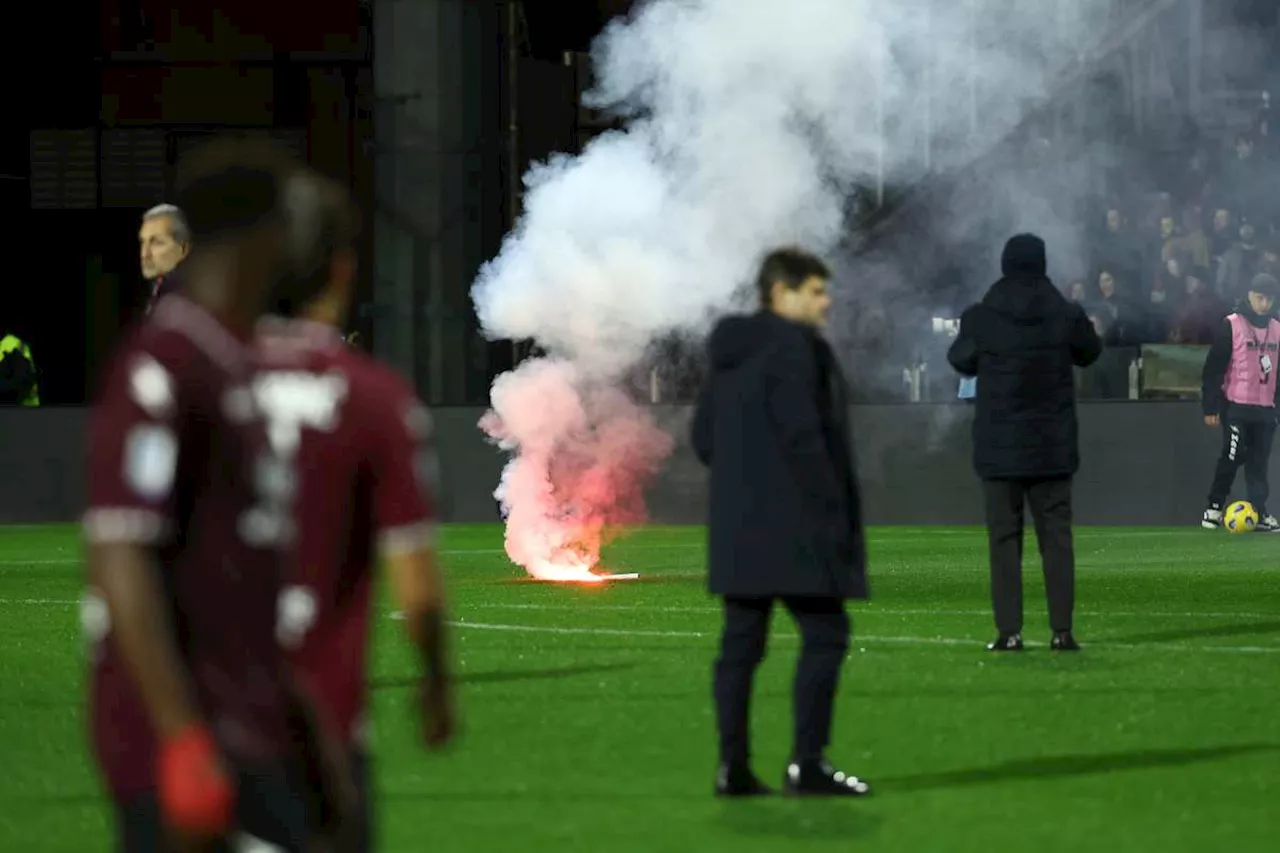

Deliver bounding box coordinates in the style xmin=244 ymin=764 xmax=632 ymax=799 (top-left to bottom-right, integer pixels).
xmin=948 ymin=233 xmax=1102 ymax=652
xmin=692 ymin=246 xmax=870 ymax=798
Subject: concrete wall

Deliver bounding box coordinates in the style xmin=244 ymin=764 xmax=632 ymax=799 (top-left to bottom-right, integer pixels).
xmin=0 ymin=403 xmax=1262 ymax=526
xmin=0 ymin=409 xmax=87 ymax=523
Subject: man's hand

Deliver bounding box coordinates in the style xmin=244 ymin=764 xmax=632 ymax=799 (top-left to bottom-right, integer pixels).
xmin=418 ymin=677 xmax=456 ymax=750
xmin=157 ymin=724 xmax=234 ymax=839
xmin=1205 ymin=414 xmax=1220 ymax=426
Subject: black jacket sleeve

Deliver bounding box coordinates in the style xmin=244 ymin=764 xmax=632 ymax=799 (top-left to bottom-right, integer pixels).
xmin=1273 ymin=347 xmax=1280 ymax=410
xmin=1069 ymin=306 xmax=1104 ymax=367
xmin=765 ymin=333 xmax=844 ymax=516
xmin=1201 ymin=318 xmax=1234 ymax=416
xmin=947 ymin=308 xmax=979 ymax=377
xmin=691 ymin=383 xmax=712 ymax=466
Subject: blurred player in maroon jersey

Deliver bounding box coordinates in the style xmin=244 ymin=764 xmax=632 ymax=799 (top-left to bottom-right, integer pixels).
xmin=253 ymin=174 xmax=455 ymax=850
xmin=82 ymin=138 xmax=353 ymax=852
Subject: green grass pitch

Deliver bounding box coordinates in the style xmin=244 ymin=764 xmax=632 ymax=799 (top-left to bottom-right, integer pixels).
xmin=0 ymin=523 xmax=1277 ymax=852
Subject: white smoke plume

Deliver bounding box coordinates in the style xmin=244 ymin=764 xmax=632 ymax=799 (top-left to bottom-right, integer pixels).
xmin=471 ymin=0 xmax=1115 ymax=579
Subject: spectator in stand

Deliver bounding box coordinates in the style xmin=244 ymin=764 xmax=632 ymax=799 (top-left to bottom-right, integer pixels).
xmin=1066 ymin=280 xmax=1109 ymax=339
xmin=1155 ymin=213 xmax=1180 ymax=265
xmin=139 ymin=204 xmax=190 ymax=313
xmin=1256 ymin=116 xmax=1280 ymax=229
xmin=1178 ymin=149 xmax=1213 ymax=209
xmin=1169 ymin=266 xmax=1225 ymax=345
xmin=1218 ymin=222 xmax=1263 ymax=301
xmin=1172 ymin=206 xmax=1212 ymax=271
xmin=1260 ymin=241 xmax=1280 ymax=278
xmin=1210 ymin=208 xmax=1236 ymax=262
xmin=1221 ymin=134 xmax=1265 ymax=224
xmin=1066 ymin=280 xmax=1090 ymax=307
xmin=1255 ymin=112 xmax=1276 ymax=163
xmin=1094 ymin=269 xmax=1145 ymax=345
xmin=1147 ymin=254 xmax=1187 ymax=342
xmin=1093 ymin=207 xmax=1144 ymax=289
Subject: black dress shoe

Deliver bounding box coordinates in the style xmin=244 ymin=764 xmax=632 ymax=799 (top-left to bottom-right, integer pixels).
xmin=1050 ymin=631 xmax=1080 ymax=651
xmin=986 ymin=633 xmax=1024 ymax=652
xmin=715 ymin=763 xmax=774 ymax=797
xmin=782 ymin=759 xmax=871 ymax=797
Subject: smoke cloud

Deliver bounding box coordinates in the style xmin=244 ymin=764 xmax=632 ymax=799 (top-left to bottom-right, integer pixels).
xmin=472 ymin=0 xmax=1116 ymax=578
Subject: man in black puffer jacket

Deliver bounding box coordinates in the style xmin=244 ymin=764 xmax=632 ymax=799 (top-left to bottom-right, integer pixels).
xmin=947 ymin=233 xmax=1103 ymax=653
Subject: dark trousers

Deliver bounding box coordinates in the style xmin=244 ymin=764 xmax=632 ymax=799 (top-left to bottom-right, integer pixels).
xmin=981 ymin=477 xmax=1076 ymax=634
xmin=302 ymin=744 xmax=370 ymax=852
xmin=348 ymin=748 xmax=372 ymax=853
xmin=713 ymin=596 xmax=850 ymax=767
xmin=114 ymin=763 xmax=309 ymax=852
xmin=1207 ymin=418 xmax=1277 ymax=514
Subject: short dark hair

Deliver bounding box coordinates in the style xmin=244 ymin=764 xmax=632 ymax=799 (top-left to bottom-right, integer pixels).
xmin=755 ymin=247 xmax=830 ymax=308
xmin=269 ymin=174 xmax=361 ymax=318
xmin=174 ymin=136 xmax=304 ymax=244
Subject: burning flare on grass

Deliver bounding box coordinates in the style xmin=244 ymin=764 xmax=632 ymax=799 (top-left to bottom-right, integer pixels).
xmin=479 ymin=359 xmax=672 ymax=581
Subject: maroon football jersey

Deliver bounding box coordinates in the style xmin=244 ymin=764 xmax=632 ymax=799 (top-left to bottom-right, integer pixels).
xmin=255 ymin=318 xmax=436 ymax=744
xmin=83 ymin=295 xmax=296 ymax=799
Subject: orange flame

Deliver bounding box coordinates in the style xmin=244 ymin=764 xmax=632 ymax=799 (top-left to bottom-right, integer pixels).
xmin=527 ymin=546 xmax=604 ymax=583
xmin=528 ymin=560 xmax=609 ymax=583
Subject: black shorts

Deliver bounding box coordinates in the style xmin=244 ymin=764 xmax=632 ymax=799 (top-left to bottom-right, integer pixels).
xmin=114 ymin=762 xmax=309 ymax=853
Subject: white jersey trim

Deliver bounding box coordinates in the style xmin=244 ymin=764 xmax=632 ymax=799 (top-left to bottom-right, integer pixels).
xmin=82 ymin=507 xmax=168 ymax=544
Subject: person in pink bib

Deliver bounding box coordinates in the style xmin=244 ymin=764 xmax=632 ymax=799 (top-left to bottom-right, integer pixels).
xmin=1201 ymin=272 xmax=1280 ymax=531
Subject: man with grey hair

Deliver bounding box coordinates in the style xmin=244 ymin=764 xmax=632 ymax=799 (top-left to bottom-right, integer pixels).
xmin=139 ymin=203 xmax=191 ymax=313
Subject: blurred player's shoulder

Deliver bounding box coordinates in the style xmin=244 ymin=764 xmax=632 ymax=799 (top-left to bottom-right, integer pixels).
xmin=333 ymin=343 xmax=430 ymax=436
xmin=94 ymin=295 xmax=251 ymax=411
xmin=256 ymin=318 xmax=427 ymax=434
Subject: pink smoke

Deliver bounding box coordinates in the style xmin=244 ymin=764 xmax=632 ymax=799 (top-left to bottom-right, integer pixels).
xmin=479 ymin=358 xmax=673 ymax=581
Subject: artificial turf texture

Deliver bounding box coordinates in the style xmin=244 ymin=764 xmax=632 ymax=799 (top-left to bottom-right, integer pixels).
xmin=0 ymin=523 xmax=1276 ymax=852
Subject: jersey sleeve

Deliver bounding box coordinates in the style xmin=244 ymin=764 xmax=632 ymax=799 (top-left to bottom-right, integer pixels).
xmin=368 ymin=381 xmax=438 ymax=556
xmin=83 ymin=342 xmax=182 ymax=544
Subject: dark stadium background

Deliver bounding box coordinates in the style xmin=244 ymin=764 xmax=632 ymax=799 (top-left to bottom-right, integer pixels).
xmin=0 ymin=4 xmax=1278 ymax=853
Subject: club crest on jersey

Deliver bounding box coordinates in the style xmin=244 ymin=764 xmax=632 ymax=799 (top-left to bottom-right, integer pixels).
xmin=252 ymin=370 xmax=349 ymax=455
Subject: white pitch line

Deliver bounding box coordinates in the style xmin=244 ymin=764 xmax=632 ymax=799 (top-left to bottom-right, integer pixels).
xmin=1 ymin=597 xmax=1276 ymax=623
xmin=461 ymin=602 xmax=1280 ymax=621
xmin=4 ymin=596 xmax=1274 ymax=622
xmin=448 ymin=619 xmax=1280 ymax=655
xmin=0 ymin=529 xmax=1237 ymax=566
xmin=1 ymin=597 xmax=1273 ymax=654
xmin=0 ymin=598 xmax=80 ymax=605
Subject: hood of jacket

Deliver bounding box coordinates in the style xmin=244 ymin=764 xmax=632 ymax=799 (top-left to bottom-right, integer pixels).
xmin=980 ymin=276 xmax=1069 ymax=325
xmin=707 ymin=311 xmax=812 ymax=370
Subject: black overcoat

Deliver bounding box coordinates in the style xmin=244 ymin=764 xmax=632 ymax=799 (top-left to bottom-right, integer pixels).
xmin=692 ymin=311 xmax=868 ymax=599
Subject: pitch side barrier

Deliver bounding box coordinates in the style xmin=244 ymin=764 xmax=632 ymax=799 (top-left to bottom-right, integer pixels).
xmin=0 ymin=345 xmax=1244 ymax=525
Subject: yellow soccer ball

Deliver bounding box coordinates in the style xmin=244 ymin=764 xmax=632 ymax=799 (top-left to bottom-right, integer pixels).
xmin=1223 ymin=500 xmax=1259 ymax=533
